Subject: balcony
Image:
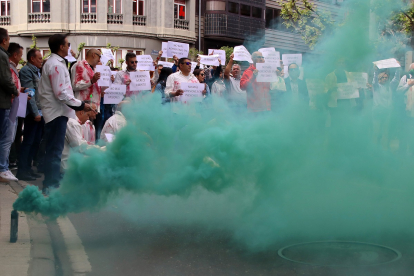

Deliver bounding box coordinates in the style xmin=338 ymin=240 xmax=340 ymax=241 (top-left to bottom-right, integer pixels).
xmin=107 ymin=13 xmax=123 ymax=24
xmin=0 ymin=16 xmax=10 ymax=26
xmin=28 ymin=13 xmax=51 ymax=23
xmin=174 ymin=19 xmax=189 ymax=30
xmin=133 ymin=15 xmax=146 ymax=26
xmin=81 ymin=13 xmax=97 ymax=23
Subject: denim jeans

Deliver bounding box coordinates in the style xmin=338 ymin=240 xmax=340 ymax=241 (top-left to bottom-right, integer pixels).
xmin=18 ymin=116 xmax=44 ymax=173
xmin=0 ymin=109 xmax=16 ymax=172
xmin=43 ymin=116 xmax=68 ymax=188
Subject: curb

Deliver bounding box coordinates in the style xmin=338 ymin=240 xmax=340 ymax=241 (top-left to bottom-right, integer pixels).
xmin=10 ymin=181 xmax=56 ymax=276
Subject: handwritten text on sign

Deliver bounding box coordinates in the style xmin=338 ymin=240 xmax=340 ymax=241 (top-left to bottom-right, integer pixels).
xmin=233 ymin=46 xmax=253 ymax=63
xmin=104 ymin=84 xmax=126 ymax=104
xmin=167 ymin=41 xmax=189 ymax=59
xmin=337 ymin=82 xmax=360 ymax=99
xmin=256 ymin=63 xmax=277 ymax=83
xmin=181 ymin=83 xmax=204 ymax=103
xmin=158 ymin=61 xmax=174 ymax=68
xmin=264 ymin=52 xmax=281 ymax=68
xmin=136 ymin=55 xmax=154 ymax=71
xmin=199 ymin=54 xmax=220 ymax=66
xmin=373 ymin=58 xmax=400 ymax=69
xmin=130 ymin=71 xmax=151 ymax=91
xmin=95 ymin=65 xmax=111 ymax=87
xmin=282 ymin=54 xmax=302 ymax=67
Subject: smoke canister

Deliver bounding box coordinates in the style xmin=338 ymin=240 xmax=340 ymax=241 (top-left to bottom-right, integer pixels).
xmin=10 ymin=210 xmax=18 ymax=243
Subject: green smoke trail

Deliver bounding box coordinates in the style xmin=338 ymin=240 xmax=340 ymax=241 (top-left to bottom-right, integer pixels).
xmin=13 ymin=0 xmax=414 ymax=252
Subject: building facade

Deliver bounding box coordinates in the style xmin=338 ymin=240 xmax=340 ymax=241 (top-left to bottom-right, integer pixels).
xmin=1 ymin=0 xmax=197 ymax=66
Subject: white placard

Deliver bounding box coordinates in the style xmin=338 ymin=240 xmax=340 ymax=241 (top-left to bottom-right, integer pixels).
xmin=208 ymin=49 xmax=226 ymax=65
xmin=105 ymin=133 xmax=115 ymax=142
xmin=348 ymin=72 xmax=368 ymax=89
xmin=136 ymin=55 xmax=154 ymax=71
xmin=181 ymin=83 xmax=204 ymax=103
xmin=337 ymin=82 xmax=360 ymax=99
xmin=65 ymin=45 xmax=77 ymax=63
xmin=17 ymin=93 xmax=28 ymax=118
xmin=104 ymin=85 xmax=126 ymax=104
xmin=158 ymin=61 xmax=174 ymax=68
xmin=233 ymin=46 xmax=253 ymax=63
xmin=373 ymin=58 xmax=400 ymax=69
xmin=130 ymin=71 xmax=151 ymax=91
xmin=191 ymin=62 xmax=198 ymax=73
xmin=161 ymin=42 xmax=169 ymax=58
xmin=101 ymin=48 xmax=115 ymax=62
xmin=167 ymin=41 xmax=189 ymax=59
xmin=111 ymin=71 xmax=118 ymax=77
xmin=256 ymin=63 xmax=277 ymax=83
xmin=199 ymin=54 xmax=220 ymax=66
xmin=264 ymin=51 xmax=281 ymax=68
xmin=95 ymin=65 xmax=111 ymax=87
xmin=259 ymin=47 xmax=275 ymax=55
xmin=282 ymin=54 xmax=302 ymax=67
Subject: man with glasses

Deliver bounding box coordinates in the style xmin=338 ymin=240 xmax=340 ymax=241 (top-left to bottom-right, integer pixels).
xmin=114 ymin=52 xmax=141 ymax=97
xmin=165 ymin=57 xmax=199 ymax=101
xmin=279 ymin=63 xmax=309 ymax=106
xmin=240 ymin=51 xmax=271 ymax=113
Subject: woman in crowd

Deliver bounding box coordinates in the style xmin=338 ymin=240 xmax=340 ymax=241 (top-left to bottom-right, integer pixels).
xmin=154 ymin=67 xmax=173 ymax=104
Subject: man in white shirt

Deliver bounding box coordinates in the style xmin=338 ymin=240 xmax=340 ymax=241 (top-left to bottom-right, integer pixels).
xmin=38 ymin=33 xmax=94 ymax=193
xmin=165 ymin=57 xmax=199 ymax=101
xmin=223 ymin=53 xmax=247 ymax=109
xmin=114 ymin=52 xmax=141 ymax=97
xmin=100 ymin=101 xmax=128 ymax=143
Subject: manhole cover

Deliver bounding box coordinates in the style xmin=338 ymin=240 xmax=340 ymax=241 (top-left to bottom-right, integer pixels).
xmin=278 ymin=241 xmax=401 ymax=267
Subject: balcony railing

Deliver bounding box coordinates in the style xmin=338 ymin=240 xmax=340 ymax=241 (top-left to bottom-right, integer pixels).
xmin=174 ymin=19 xmax=189 ymax=30
xmin=81 ymin=13 xmax=97 ymax=23
xmin=107 ymin=13 xmax=123 ymax=24
xmin=133 ymin=15 xmax=146 ymax=26
xmin=0 ymin=16 xmax=10 ymax=26
xmin=28 ymin=13 xmax=51 ymax=23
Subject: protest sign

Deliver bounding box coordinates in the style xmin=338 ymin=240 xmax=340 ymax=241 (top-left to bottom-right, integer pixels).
xmin=233 ymin=46 xmax=253 ymax=63
xmin=161 ymin=42 xmax=169 ymax=58
xmin=373 ymin=58 xmax=400 ymax=69
xmin=348 ymin=72 xmax=368 ymax=89
xmin=104 ymin=85 xmax=126 ymax=104
xmin=263 ymin=51 xmax=281 ymax=67
xmin=191 ymin=62 xmax=198 ymax=73
xmin=181 ymin=83 xmax=204 ymax=103
xmin=17 ymin=93 xmax=28 ymax=118
xmin=258 ymin=47 xmax=276 ymax=55
xmin=167 ymin=41 xmax=189 ymax=59
xmin=199 ymin=54 xmax=220 ymax=66
xmin=256 ymin=63 xmax=277 ymax=83
xmin=208 ymin=49 xmax=226 ymax=65
xmin=282 ymin=54 xmax=302 ymax=67
xmin=158 ymin=61 xmax=174 ymax=68
xmin=105 ymin=133 xmax=115 ymax=143
xmin=337 ymin=82 xmax=360 ymax=99
xmin=111 ymin=71 xmax=118 ymax=77
xmin=136 ymin=55 xmax=154 ymax=71
xmin=130 ymin=71 xmax=151 ymax=91
xmin=95 ymin=65 xmax=111 ymax=87
xmin=101 ymin=48 xmax=115 ymax=62
xmin=65 ymin=45 xmax=77 ymax=63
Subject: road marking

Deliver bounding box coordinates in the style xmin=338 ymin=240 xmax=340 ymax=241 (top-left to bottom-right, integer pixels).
xmin=57 ymin=216 xmax=92 ymax=275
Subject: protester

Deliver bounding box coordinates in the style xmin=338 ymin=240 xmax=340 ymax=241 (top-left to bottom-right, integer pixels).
xmin=38 ymin=33 xmax=94 ymax=194
xmin=154 ymin=67 xmax=173 ymax=104
xmin=16 ymin=48 xmax=44 ymax=180
xmin=151 ymin=51 xmax=164 ymax=86
xmin=114 ymin=52 xmax=141 ymax=97
xmin=224 ymin=53 xmax=247 ymax=109
xmin=240 ymin=51 xmax=271 ymax=112
xmin=100 ymin=101 xmax=128 ymax=143
xmin=82 ymin=105 xmax=98 ymax=145
xmin=274 ymin=63 xmax=309 ymax=107
xmin=193 ymin=69 xmax=210 ymax=96
xmin=211 ymin=70 xmax=226 ymax=96
xmin=165 ymin=57 xmax=199 ymax=101
xmin=0 ymin=28 xmax=20 ymax=182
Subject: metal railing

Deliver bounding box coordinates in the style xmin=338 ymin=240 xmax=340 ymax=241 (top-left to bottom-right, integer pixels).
xmin=28 ymin=13 xmax=51 ymax=23
xmin=174 ymin=18 xmax=189 ymax=30
xmin=107 ymin=13 xmax=123 ymax=24
xmin=0 ymin=16 xmax=10 ymax=26
xmin=133 ymin=15 xmax=146 ymax=26
xmin=81 ymin=13 xmax=97 ymax=23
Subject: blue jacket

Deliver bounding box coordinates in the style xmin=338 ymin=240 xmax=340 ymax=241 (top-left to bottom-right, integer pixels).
xmin=19 ymin=63 xmax=41 ymax=117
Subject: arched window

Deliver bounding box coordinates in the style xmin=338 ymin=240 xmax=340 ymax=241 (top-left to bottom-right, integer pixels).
xmin=0 ymin=0 xmax=10 ymax=16
xmin=31 ymin=0 xmax=50 ymax=13
xmin=83 ymin=0 xmax=96 ymax=13
xmin=133 ymin=0 xmax=144 ymax=16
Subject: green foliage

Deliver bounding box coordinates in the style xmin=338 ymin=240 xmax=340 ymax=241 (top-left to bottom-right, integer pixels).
xmin=18 ymin=59 xmax=26 ymax=66
xmin=118 ymin=58 xmax=125 ymax=70
xmin=188 ymin=47 xmax=203 ymax=61
xmin=219 ymin=46 xmax=234 ymax=65
xmin=30 ymin=35 xmax=38 ymax=50
xmin=279 ymin=0 xmax=335 ymax=49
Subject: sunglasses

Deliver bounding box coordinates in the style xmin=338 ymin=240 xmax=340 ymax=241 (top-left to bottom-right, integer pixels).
xmin=181 ymin=62 xmax=191 ymax=65
xmin=130 ymin=61 xmax=138 ymax=64
xmin=256 ymin=56 xmax=264 ymax=59
xmin=94 ymin=53 xmax=101 ymax=59
xmin=200 ymin=74 xmax=205 ymax=76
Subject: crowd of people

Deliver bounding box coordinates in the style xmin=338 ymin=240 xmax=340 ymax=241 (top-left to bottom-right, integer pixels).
xmin=0 ymin=27 xmax=412 ymax=194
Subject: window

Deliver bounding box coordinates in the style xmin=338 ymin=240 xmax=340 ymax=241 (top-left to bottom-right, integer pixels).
xmin=252 ymin=7 xmax=262 ymax=19
xmin=265 ymin=8 xmax=286 ymax=30
xmin=83 ymin=0 xmax=97 ymax=13
xmin=133 ymin=0 xmax=144 ymax=16
xmin=42 ymin=49 xmax=50 ymax=57
xmin=240 ymin=4 xmax=250 ymax=16
xmin=108 ymin=0 xmax=121 ymax=14
xmin=228 ymin=2 xmax=238 ymax=14
xmin=174 ymin=0 xmax=185 ymax=20
xmin=0 ymin=0 xmax=10 ymax=16
xmin=31 ymin=0 xmax=50 ymax=13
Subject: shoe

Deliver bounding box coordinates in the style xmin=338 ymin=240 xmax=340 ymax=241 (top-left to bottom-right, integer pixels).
xmin=16 ymin=171 xmax=36 ymax=181
xmin=9 ymin=162 xmax=17 ymax=170
xmin=30 ymin=170 xmax=42 ymax=178
xmin=0 ymin=176 xmax=9 ymax=183
xmin=0 ymin=170 xmax=18 ymax=181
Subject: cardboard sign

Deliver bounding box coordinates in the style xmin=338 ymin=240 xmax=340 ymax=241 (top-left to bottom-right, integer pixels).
xmin=136 ymin=55 xmax=154 ymax=71
xmin=95 ymin=65 xmax=111 ymax=87
xmin=373 ymin=58 xmax=400 ymax=69
xmin=256 ymin=63 xmax=277 ymax=83
xmin=233 ymin=46 xmax=253 ymax=63
xmin=104 ymin=85 xmax=126 ymax=104
xmin=208 ymin=49 xmax=226 ymax=65
xmin=337 ymin=82 xmax=360 ymax=99
xmin=199 ymin=54 xmax=220 ymax=66
xmin=348 ymin=72 xmax=368 ymax=89
xmin=181 ymin=83 xmax=204 ymax=103
xmin=158 ymin=61 xmax=174 ymax=68
xmin=130 ymin=71 xmax=151 ymax=91
xmin=167 ymin=41 xmax=189 ymax=59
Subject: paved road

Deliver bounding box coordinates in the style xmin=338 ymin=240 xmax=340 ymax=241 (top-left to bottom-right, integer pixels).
xmin=21 ymin=173 xmax=414 ymax=276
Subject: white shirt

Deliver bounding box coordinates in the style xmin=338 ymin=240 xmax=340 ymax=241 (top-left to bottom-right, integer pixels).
xmin=100 ymin=111 xmax=127 ymax=142
xmin=61 ymin=118 xmax=89 ymax=172
xmin=164 ymin=71 xmax=199 ymax=99
xmin=225 ymin=76 xmax=247 ymax=105
xmin=38 ymin=54 xmax=82 ymax=123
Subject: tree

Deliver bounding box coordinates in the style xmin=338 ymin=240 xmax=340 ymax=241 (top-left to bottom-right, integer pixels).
xmin=188 ymin=47 xmax=203 ymax=61
xmin=219 ymin=46 xmax=234 ymax=65
xmin=279 ymin=0 xmax=335 ymax=49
